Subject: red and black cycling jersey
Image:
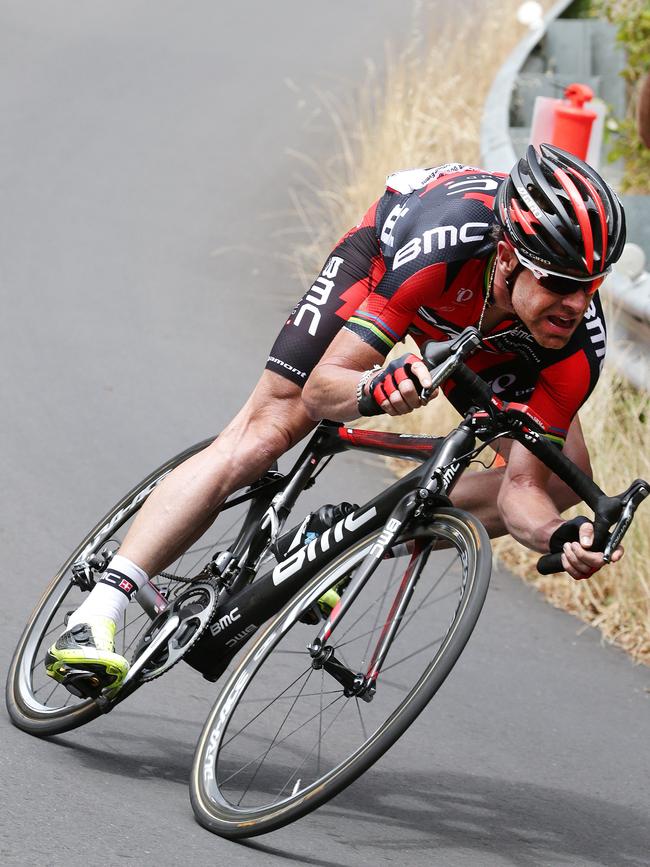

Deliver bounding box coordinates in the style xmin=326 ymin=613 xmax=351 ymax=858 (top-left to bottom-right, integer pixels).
xmin=266 ymin=164 xmax=607 ymax=447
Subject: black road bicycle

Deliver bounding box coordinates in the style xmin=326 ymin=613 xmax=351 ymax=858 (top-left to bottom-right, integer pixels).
xmin=6 ymin=327 xmax=648 ymax=838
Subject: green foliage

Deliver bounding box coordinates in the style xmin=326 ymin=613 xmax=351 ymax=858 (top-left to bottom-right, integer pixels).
xmin=560 ymin=0 xmax=596 ymax=19
xmin=597 ymin=0 xmax=650 ymax=192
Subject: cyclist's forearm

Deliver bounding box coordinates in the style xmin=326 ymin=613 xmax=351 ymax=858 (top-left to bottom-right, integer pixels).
xmin=498 ymin=479 xmax=563 ymax=553
xmin=303 ymin=363 xmax=364 ymax=421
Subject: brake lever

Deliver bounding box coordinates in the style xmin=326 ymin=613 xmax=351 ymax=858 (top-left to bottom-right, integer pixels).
xmin=419 ymin=327 xmax=483 ymax=403
xmin=537 ymin=478 xmax=649 ymax=574
xmin=602 ymin=479 xmax=649 ymax=562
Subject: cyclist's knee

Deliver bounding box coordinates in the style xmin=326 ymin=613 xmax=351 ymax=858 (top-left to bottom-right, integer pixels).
xmin=209 ymin=371 xmax=315 ymax=477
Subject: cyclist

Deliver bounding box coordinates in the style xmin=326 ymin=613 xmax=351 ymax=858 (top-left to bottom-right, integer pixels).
xmin=46 ymin=144 xmax=626 ymax=691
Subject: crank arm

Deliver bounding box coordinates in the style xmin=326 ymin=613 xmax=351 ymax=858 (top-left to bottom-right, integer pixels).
xmin=122 ymin=614 xmax=180 ymax=687
xmin=95 ymin=614 xmax=181 ymax=713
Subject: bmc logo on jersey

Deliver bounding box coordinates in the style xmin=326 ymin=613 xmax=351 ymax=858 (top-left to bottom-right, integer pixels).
xmin=392 ymin=221 xmax=490 ymax=270
xmin=584 ymin=301 xmax=607 ymax=365
xmin=293 ymin=256 xmax=345 ymax=336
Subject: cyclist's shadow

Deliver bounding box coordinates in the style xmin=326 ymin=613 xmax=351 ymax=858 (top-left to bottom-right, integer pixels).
xmin=52 ymin=717 xmax=649 ymax=866
xmin=314 ymin=765 xmax=650 ymax=867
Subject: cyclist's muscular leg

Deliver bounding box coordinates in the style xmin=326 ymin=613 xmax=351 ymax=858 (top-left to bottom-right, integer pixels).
xmin=119 ymin=371 xmax=316 ymax=576
xmin=450 ymin=415 xmax=591 ymax=538
xmin=45 ymin=371 xmax=317 ymax=689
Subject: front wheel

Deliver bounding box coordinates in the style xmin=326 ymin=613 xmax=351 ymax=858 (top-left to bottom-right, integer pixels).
xmin=190 ymin=507 xmax=491 ymax=838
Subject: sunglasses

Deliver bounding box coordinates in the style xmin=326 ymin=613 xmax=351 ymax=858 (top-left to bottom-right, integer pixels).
xmin=512 ymin=248 xmax=609 ymax=297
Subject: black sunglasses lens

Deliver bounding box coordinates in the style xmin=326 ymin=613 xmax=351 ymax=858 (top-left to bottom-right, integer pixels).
xmin=538 ymin=274 xmax=600 ymax=295
xmin=538 ymin=274 xmax=576 ymax=294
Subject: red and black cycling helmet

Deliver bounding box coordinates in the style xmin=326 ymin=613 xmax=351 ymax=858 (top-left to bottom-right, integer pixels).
xmin=495 ymin=143 xmax=626 ymax=280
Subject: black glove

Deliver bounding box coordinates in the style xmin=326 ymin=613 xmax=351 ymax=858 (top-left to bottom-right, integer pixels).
xmin=357 ymin=353 xmax=423 ymax=416
xmin=548 ymin=516 xmax=592 ymax=553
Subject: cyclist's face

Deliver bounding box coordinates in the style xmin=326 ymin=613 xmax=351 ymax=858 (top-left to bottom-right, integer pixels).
xmin=497 ymin=245 xmax=593 ymax=349
xmin=512 ymin=268 xmax=592 ymax=348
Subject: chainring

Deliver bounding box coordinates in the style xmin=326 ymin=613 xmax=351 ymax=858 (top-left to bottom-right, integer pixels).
xmin=131 ymin=582 xmax=218 ymax=682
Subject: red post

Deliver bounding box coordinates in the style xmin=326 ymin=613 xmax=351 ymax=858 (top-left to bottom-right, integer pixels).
xmin=551 ymin=83 xmax=597 ymax=160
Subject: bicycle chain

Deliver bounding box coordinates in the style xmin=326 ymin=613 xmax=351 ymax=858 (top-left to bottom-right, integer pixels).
xmin=157 ymin=568 xmax=220 ymax=589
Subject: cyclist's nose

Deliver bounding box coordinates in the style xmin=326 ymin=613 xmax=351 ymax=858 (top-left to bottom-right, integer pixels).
xmin=561 ymin=288 xmax=591 ymax=313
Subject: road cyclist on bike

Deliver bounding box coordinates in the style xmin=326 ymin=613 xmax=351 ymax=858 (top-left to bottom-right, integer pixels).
xmin=45 ymin=143 xmax=627 ymax=695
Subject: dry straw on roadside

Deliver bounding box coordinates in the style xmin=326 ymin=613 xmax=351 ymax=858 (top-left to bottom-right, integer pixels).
xmin=289 ymin=0 xmax=650 ymax=663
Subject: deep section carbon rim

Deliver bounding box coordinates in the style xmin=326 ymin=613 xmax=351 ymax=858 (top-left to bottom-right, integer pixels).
xmin=192 ymin=508 xmax=490 ymax=836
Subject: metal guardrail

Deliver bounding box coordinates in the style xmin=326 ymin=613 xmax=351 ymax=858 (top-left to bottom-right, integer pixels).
xmin=480 ymin=0 xmax=649 ymax=393
xmin=480 ymin=0 xmax=574 ymax=173
xmin=604 ymin=270 xmax=650 ymax=392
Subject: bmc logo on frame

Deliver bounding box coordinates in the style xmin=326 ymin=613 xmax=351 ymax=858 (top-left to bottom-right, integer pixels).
xmin=272 ymin=506 xmax=378 ymax=586
xmin=209 ymin=606 xmax=241 ymax=637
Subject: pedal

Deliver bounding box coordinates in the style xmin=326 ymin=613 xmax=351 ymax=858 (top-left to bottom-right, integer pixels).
xmin=60 ymin=667 xmax=106 ymax=699
xmin=298 ymin=604 xmax=322 ymax=625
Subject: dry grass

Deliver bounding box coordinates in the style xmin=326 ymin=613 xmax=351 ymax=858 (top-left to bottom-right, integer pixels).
xmin=288 ymin=0 xmax=650 ymax=663
xmin=494 ymin=355 xmax=650 ymax=664
xmin=289 ymin=0 xmax=530 ymax=287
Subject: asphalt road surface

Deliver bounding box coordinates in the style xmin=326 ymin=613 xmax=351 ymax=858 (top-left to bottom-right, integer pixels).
xmin=1 ymin=2 xmax=649 ymax=866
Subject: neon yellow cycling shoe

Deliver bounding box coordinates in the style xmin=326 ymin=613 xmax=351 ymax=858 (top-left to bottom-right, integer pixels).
xmin=299 ymin=585 xmax=344 ymax=625
xmin=317 ymin=588 xmax=342 ymax=616
xmin=45 ymin=616 xmax=129 ymax=697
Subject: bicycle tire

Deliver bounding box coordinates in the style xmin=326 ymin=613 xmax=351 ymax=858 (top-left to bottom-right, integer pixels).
xmin=6 ymin=436 xmax=273 ymax=737
xmin=190 ymin=507 xmax=491 ymax=838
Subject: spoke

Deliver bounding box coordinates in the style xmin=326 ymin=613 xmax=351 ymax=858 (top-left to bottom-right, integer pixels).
xmin=32 ymin=655 xmax=47 ymax=673
xmin=176 ymin=513 xmax=246 ymax=579
xmin=362 ymin=558 xmax=397 ymax=667
xmin=114 ymin=609 xmax=149 ymax=638
xmin=393 ymin=585 xmax=451 ymax=644
xmin=174 ymin=551 xmax=188 ymax=581
xmin=330 ymin=576 xmax=402 ymax=648
xmin=393 ymin=551 xmax=458 ymax=641
xmin=235 ymin=667 xmax=316 ymax=805
xmin=182 ymin=541 xmax=222 ymax=556
xmin=35 ymin=617 xmax=70 ymax=645
xmin=32 ymin=679 xmax=59 ymax=697
xmin=239 ymin=689 xmax=341 ymax=704
xmin=378 ymin=631 xmax=447 ymax=675
xmin=334 ymin=621 xmax=393 ymax=651
xmin=40 ymin=680 xmax=62 ymax=706
xmin=219 ymin=694 xmax=345 ymax=789
xmin=222 ymin=668 xmax=313 ymax=748
xmin=121 ymin=617 xmax=153 ymax=657
xmin=275 ymin=696 xmax=350 ymax=802
xmin=355 ymin=697 xmax=369 ymax=743
xmin=317 ymin=667 xmax=324 ymax=778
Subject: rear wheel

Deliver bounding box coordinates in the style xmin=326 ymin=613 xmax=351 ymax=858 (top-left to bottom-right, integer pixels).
xmin=6 ymin=438 xmax=278 ymax=737
xmin=190 ymin=507 xmax=491 ymax=838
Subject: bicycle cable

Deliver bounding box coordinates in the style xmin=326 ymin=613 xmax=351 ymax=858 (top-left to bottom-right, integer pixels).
xmin=437 ymin=432 xmax=512 ymax=474
xmin=305 ymin=454 xmax=334 ymax=488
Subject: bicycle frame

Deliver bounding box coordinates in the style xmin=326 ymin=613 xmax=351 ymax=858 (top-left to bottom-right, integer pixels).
xmin=179 ymin=419 xmax=476 ymax=684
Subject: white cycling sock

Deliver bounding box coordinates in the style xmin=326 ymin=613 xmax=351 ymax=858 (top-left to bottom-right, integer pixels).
xmin=67 ymin=554 xmax=150 ymax=630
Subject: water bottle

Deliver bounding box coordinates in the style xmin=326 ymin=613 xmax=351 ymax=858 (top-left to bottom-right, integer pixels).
xmin=275 ymin=502 xmax=358 ymax=559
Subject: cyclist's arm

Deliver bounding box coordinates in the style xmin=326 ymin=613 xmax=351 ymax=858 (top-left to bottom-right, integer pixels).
xmin=303 ymin=329 xmax=433 ymax=421
xmin=497 ymin=440 xmax=623 ymax=579
xmin=302 ymin=330 xmax=386 ymax=421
